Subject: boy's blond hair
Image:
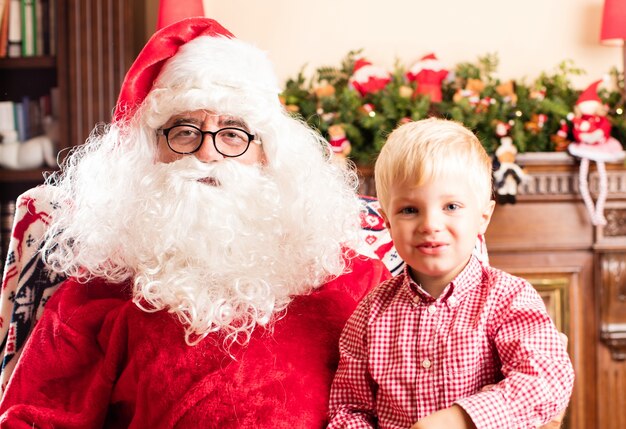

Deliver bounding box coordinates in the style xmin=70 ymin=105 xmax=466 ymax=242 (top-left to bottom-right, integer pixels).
xmin=375 ymin=118 xmax=493 ymax=212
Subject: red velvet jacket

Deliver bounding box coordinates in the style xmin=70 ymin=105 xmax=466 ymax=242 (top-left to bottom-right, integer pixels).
xmin=0 ymin=256 xmax=389 ymax=429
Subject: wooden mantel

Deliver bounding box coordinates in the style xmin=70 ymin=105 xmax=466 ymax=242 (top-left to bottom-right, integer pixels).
xmin=359 ymin=152 xmax=626 ymax=429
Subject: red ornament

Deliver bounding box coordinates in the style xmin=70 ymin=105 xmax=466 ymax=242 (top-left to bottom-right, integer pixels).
xmin=349 ymin=58 xmax=391 ymax=96
xmin=406 ymin=53 xmax=448 ymax=102
xmin=358 ymin=103 xmax=376 ymax=117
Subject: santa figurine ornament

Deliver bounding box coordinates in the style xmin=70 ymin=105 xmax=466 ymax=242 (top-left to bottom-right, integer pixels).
xmin=348 ymin=58 xmax=391 ymax=97
xmin=492 ymin=121 xmax=527 ymax=204
xmin=327 ymin=124 xmax=352 ymax=164
xmin=568 ymin=79 xmax=625 ymax=225
xmin=406 ymin=53 xmax=449 ymax=103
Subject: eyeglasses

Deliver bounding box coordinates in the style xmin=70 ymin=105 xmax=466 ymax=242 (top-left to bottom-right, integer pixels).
xmin=157 ymin=124 xmax=259 ymax=157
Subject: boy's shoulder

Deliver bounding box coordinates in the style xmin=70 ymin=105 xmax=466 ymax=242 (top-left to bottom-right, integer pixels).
xmin=360 ymin=271 xmax=408 ymax=312
xmin=479 ymin=263 xmax=537 ymax=300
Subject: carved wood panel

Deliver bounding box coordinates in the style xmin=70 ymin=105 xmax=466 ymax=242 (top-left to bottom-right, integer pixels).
xmin=487 ymin=258 xmax=592 ymax=429
xmin=62 ymin=0 xmax=136 ymax=148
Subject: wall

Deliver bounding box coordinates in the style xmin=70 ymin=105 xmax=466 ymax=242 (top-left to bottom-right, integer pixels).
xmin=143 ymin=0 xmax=621 ymax=90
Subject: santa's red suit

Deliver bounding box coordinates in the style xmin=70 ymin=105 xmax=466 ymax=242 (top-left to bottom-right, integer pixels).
xmin=0 ymin=256 xmax=389 ymax=428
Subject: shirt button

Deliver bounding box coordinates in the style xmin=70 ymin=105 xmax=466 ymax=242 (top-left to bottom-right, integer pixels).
xmin=413 ymin=295 xmax=421 ymax=304
xmin=422 ymin=359 xmax=432 ymax=369
xmin=448 ymin=296 xmax=457 ymax=306
xmin=428 ymin=304 xmax=437 ymax=314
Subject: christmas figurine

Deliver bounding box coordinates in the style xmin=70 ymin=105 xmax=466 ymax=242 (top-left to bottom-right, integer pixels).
xmin=452 ymin=78 xmax=485 ymax=106
xmin=348 ymin=58 xmax=391 ymax=97
xmin=405 ymin=53 xmax=448 ymax=102
xmin=495 ymin=80 xmax=518 ymax=105
xmin=567 ymin=80 xmax=625 ymax=225
xmin=524 ymin=113 xmax=548 ymax=134
xmin=327 ymin=124 xmax=352 ymax=163
xmin=550 ymin=120 xmax=570 ymax=152
xmin=492 ymin=121 xmax=527 ymax=204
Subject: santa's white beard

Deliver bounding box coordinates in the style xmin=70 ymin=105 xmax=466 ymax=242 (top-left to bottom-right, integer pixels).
xmin=126 ymin=157 xmax=329 ymax=345
xmin=46 ymin=155 xmax=352 ymax=346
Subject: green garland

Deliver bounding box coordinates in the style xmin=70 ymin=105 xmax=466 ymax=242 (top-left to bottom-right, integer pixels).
xmin=280 ymin=51 xmax=626 ymax=164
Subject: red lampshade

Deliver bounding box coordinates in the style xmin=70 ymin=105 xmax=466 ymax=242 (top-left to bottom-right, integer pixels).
xmin=157 ymin=0 xmax=205 ymax=30
xmin=601 ymin=0 xmax=626 ymax=45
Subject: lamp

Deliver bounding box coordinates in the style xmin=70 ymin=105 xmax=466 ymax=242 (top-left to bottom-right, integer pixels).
xmin=601 ymin=0 xmax=626 ymax=97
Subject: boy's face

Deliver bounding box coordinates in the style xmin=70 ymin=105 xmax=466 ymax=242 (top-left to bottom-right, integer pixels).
xmin=381 ymin=173 xmax=495 ymax=295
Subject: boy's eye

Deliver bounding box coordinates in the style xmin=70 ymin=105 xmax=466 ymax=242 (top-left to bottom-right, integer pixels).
xmin=445 ymin=203 xmax=460 ymax=211
xmin=400 ymin=207 xmax=417 ymax=215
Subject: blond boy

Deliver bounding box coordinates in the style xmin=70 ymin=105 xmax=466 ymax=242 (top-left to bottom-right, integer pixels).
xmin=328 ymin=118 xmax=574 ymax=429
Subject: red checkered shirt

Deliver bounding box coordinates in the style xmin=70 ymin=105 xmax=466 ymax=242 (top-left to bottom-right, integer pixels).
xmin=328 ymin=256 xmax=574 ymax=429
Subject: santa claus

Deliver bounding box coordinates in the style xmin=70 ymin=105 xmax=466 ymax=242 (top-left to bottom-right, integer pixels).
xmin=348 ymin=57 xmax=391 ymax=96
xmin=568 ymin=80 xmax=625 ymax=225
xmin=406 ymin=53 xmax=449 ymax=103
xmin=0 ymin=18 xmax=389 ymax=427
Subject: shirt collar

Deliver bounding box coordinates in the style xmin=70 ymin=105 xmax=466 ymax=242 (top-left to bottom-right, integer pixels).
xmin=402 ymin=255 xmax=484 ymax=305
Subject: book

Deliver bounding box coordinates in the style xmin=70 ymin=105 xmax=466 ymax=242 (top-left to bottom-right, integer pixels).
xmin=13 ymin=99 xmax=25 ymax=142
xmin=34 ymin=0 xmax=41 ymax=55
xmin=0 ymin=0 xmax=9 ymax=57
xmin=26 ymin=96 xmax=42 ymax=138
xmin=38 ymin=0 xmax=48 ymax=55
xmin=7 ymin=0 xmax=20 ymax=57
xmin=0 ymin=100 xmax=16 ymax=133
xmin=47 ymin=0 xmax=52 ymax=55
xmin=20 ymin=0 xmax=35 ymax=56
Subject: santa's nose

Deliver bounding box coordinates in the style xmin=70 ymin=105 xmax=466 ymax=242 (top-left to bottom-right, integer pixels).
xmin=195 ymin=135 xmax=225 ymax=163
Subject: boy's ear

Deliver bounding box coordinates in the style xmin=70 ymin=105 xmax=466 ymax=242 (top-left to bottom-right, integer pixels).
xmin=479 ymin=200 xmax=496 ymax=234
xmin=380 ymin=208 xmax=391 ymax=230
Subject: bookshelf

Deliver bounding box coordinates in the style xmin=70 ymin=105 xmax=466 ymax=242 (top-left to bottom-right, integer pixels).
xmin=0 ymin=0 xmax=145 ymax=273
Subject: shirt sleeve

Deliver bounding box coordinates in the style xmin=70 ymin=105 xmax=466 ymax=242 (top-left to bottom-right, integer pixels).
xmin=327 ymin=293 xmax=378 ymax=429
xmin=454 ymin=278 xmax=575 ymax=429
xmin=0 ymin=279 xmax=126 ymax=429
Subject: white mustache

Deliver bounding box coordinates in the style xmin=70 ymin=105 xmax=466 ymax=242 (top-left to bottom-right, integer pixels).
xmin=159 ymin=157 xmax=264 ymax=188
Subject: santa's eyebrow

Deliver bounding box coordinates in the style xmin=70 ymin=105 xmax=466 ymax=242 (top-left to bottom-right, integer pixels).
xmin=169 ymin=117 xmax=202 ymax=127
xmin=218 ymin=116 xmax=249 ymax=130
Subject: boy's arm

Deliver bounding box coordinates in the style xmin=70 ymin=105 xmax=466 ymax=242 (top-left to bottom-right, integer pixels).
xmin=410 ymin=405 xmax=475 ymax=429
xmin=327 ymin=296 xmax=378 ymax=429
xmin=454 ymin=280 xmax=574 ymax=429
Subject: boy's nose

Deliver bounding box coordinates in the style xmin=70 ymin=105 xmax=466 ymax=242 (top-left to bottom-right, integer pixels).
xmin=419 ymin=211 xmax=442 ymax=233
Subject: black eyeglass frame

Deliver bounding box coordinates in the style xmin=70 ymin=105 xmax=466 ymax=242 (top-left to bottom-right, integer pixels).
xmin=157 ymin=124 xmax=258 ymax=158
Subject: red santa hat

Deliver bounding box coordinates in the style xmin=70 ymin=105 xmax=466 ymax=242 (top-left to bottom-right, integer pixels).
xmin=113 ymin=17 xmax=281 ymax=125
xmin=576 ymin=80 xmax=603 ymax=106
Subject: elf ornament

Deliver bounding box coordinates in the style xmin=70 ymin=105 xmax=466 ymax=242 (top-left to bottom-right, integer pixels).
xmin=567 ymin=80 xmax=626 ymax=226
xmin=492 ymin=121 xmax=527 ymax=204
xmin=348 ymin=58 xmax=391 ymax=97
xmin=406 ymin=53 xmax=448 ymax=102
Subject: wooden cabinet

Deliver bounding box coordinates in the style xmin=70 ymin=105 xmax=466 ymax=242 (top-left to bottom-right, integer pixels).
xmin=361 ymin=152 xmax=626 ymax=429
xmin=0 ymin=0 xmax=143 ymax=200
